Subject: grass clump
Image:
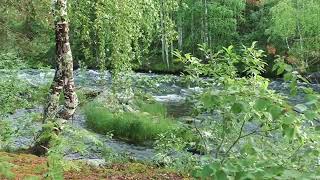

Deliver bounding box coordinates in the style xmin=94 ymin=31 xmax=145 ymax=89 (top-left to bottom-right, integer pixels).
xmin=84 ymin=102 xmax=178 ymax=144
xmin=135 ymin=99 xmax=167 ymax=117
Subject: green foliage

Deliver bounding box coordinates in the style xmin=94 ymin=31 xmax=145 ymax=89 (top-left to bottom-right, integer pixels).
xmin=176 ymin=0 xmax=245 ymax=55
xmin=0 ymin=73 xmax=49 ymax=115
xmin=269 ymin=0 xmax=320 ymax=70
xmin=154 ymin=127 xmax=200 ymax=174
xmin=241 ymin=42 xmax=267 ymax=76
xmin=175 ymin=42 xmax=267 ymax=84
xmin=0 ymin=51 xmax=26 ymax=69
xmin=69 ymin=0 xmax=160 ymax=72
xmin=34 ymin=120 xmax=103 ymax=179
xmin=0 ymin=156 xmax=15 ymax=179
xmin=0 ymin=0 xmax=53 ymax=66
xmin=0 ymin=120 xmax=14 ymax=150
xmin=1 ymin=0 xmax=319 ymax=73
xmin=46 ymin=151 xmax=64 ymax=180
xmin=84 ymin=102 xmax=178 ymax=143
xmin=160 ymin=44 xmax=320 ymax=178
xmin=273 ymin=56 xmax=309 ymax=95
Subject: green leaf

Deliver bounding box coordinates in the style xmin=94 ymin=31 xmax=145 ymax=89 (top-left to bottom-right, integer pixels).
xmin=268 ymin=105 xmax=283 ymax=120
xmin=283 ymin=73 xmax=293 ymax=81
xmin=254 ymin=98 xmax=271 ymax=111
xmin=282 ymin=116 xmax=294 ymax=125
xmin=282 ymin=124 xmax=296 ymax=140
xmin=304 ymin=111 xmax=317 ymax=120
xmin=284 ymin=64 xmax=293 ymax=72
xmin=201 ymin=93 xmax=219 ymax=108
xmin=289 ymin=81 xmax=298 ymax=96
xmin=305 ymin=94 xmax=318 ymax=104
xmin=198 ymin=165 xmax=215 ymax=178
xmin=297 ymin=74 xmax=309 ymax=83
xmin=276 ymin=65 xmax=285 ymax=75
xmin=215 ymin=170 xmax=228 ymax=180
xmin=241 ymin=143 xmax=257 ymax=155
xmin=231 ymin=103 xmax=246 ymax=114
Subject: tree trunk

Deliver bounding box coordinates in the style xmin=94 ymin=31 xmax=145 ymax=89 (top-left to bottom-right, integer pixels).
xmin=191 ymin=8 xmax=195 ymax=54
xmin=44 ymin=0 xmax=78 ymax=121
xmin=160 ymin=0 xmax=170 ymax=69
xmin=177 ymin=1 xmax=183 ymax=51
xmin=58 ymin=21 xmax=78 ymax=119
xmin=160 ymin=0 xmax=166 ymax=66
xmin=203 ymin=0 xmax=209 ymax=45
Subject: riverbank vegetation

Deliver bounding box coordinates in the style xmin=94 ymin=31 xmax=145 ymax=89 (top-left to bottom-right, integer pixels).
xmin=85 ymin=102 xmax=178 ymax=143
xmin=1 ymin=0 xmax=320 ymax=179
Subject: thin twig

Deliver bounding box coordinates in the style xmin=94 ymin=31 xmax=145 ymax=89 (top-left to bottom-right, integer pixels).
xmin=215 ymin=133 xmax=225 ymax=158
xmin=287 ymin=143 xmax=303 ymax=160
xmin=194 ymin=119 xmax=208 ymax=154
xmin=221 ymin=120 xmax=246 ymax=164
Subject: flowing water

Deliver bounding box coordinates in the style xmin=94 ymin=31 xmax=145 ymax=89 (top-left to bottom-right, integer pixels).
xmin=3 ymin=69 xmax=320 ymax=165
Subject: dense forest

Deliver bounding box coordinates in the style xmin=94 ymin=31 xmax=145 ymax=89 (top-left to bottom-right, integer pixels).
xmin=0 ymin=0 xmax=320 ymax=179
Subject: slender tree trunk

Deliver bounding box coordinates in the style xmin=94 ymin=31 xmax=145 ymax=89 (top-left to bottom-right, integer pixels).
xmin=160 ymin=0 xmax=166 ymax=66
xmin=58 ymin=22 xmax=78 ymax=119
xmin=177 ymin=1 xmax=183 ymax=51
xmin=178 ymin=24 xmax=183 ymax=50
xmin=160 ymin=0 xmax=169 ymax=69
xmin=203 ymin=0 xmax=209 ymax=45
xmin=165 ymin=37 xmax=169 ymax=69
xmin=191 ymin=8 xmax=195 ymax=54
xmin=44 ymin=0 xmax=78 ymax=121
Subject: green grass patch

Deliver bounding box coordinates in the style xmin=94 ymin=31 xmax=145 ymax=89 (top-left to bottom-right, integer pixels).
xmin=135 ymin=99 xmax=167 ymax=118
xmin=84 ymin=102 xmax=178 ymax=144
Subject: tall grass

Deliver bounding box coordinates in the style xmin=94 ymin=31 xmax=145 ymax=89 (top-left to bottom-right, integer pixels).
xmin=135 ymin=99 xmax=167 ymax=118
xmin=84 ymin=102 xmax=177 ymax=144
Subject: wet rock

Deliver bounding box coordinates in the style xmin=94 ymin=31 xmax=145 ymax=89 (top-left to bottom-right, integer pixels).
xmin=84 ymin=159 xmax=106 ymax=167
xmin=179 ymin=116 xmax=201 ymax=124
xmin=153 ymin=94 xmax=185 ymax=103
xmin=307 ymin=72 xmax=320 ymax=84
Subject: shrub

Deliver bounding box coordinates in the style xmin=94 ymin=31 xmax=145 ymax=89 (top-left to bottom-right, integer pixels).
xmin=0 ymin=74 xmax=49 ymax=115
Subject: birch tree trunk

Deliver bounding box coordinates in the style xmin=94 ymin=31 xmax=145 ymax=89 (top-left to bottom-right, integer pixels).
xmin=191 ymin=9 xmax=195 ymax=54
xmin=44 ymin=0 xmax=78 ymax=121
xmin=177 ymin=1 xmax=183 ymax=51
xmin=203 ymin=0 xmax=209 ymax=45
xmin=160 ymin=0 xmax=170 ymax=69
xmin=160 ymin=0 xmax=166 ymax=66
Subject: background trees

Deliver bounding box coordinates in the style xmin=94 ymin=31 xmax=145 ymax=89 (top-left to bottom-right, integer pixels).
xmin=269 ymin=0 xmax=320 ymax=72
xmin=0 ymin=0 xmax=319 ymax=74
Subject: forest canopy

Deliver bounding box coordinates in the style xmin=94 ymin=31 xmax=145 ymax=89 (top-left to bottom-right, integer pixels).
xmin=1 ymin=0 xmax=319 ymax=74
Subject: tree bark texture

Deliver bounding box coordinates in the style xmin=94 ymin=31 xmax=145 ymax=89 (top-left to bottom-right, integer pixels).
xmin=44 ymin=0 xmax=78 ymax=121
